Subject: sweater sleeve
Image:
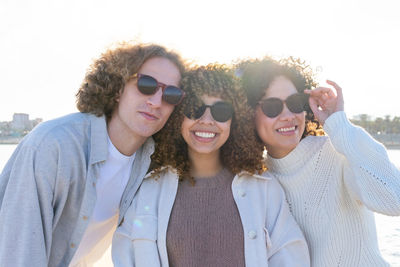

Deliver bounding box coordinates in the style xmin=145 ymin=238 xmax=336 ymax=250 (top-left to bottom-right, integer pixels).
xmin=0 ymin=143 xmax=55 ymax=266
xmin=324 ymin=111 xmax=400 ymax=215
xmin=266 ymin=178 xmax=310 ymax=267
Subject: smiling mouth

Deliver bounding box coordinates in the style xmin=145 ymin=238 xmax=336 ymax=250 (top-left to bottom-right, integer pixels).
xmin=194 ymin=131 xmax=216 ymax=138
xmin=276 ymin=126 xmax=297 ymax=133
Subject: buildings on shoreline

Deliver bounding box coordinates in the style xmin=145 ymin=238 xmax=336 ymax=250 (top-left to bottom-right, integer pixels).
xmin=0 ymin=113 xmax=399 ymax=148
xmin=0 ymin=113 xmax=42 ymax=144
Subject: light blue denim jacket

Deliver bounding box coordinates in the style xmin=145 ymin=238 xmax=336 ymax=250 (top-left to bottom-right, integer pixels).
xmin=0 ymin=113 xmax=154 ymax=266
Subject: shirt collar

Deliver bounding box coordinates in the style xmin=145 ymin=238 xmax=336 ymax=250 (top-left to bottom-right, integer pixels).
xmin=238 ymin=171 xmax=272 ymax=180
xmin=89 ymin=114 xmax=108 ymax=164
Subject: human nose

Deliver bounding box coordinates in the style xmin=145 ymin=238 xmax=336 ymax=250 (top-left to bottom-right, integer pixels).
xmin=146 ymin=87 xmax=163 ymax=108
xmin=198 ymin=107 xmax=215 ymax=124
xmin=279 ymin=103 xmax=296 ymax=121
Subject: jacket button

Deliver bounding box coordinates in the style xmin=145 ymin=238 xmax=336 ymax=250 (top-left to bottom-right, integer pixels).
xmin=70 ymin=243 xmax=76 ymax=248
xmin=248 ymin=230 xmax=257 ymax=239
xmin=239 ymin=189 xmax=246 ymax=197
xmin=82 ymin=216 xmax=88 ymax=220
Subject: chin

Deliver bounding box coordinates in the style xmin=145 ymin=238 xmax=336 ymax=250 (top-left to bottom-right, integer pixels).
xmin=135 ymin=127 xmax=161 ymax=138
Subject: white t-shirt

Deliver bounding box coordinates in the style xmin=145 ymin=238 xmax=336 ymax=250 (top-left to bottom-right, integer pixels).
xmin=70 ymin=136 xmax=135 ymax=267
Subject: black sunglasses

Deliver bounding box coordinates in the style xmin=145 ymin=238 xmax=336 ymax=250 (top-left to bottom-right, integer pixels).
xmin=258 ymin=93 xmax=309 ymax=118
xmin=184 ymin=101 xmax=234 ymax=123
xmin=136 ymin=74 xmax=185 ymax=105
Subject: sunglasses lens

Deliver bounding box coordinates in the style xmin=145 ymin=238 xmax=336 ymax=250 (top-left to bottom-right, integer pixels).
xmin=163 ymin=86 xmax=184 ymax=105
xmin=137 ymin=75 xmax=157 ymax=95
xmin=184 ymin=102 xmax=233 ymax=122
xmin=261 ymin=98 xmax=283 ymax=118
xmin=211 ymin=102 xmax=233 ymax=122
xmin=184 ymin=104 xmax=206 ymax=120
xmin=286 ymin=93 xmax=306 ymax=113
xmin=194 ymin=105 xmax=207 ymax=119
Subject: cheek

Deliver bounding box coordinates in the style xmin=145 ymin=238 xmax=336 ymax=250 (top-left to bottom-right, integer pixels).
xmin=221 ymin=121 xmax=231 ymax=141
xmin=296 ymin=112 xmax=306 ymax=133
xmin=255 ymin=111 xmax=274 ymax=135
xmin=161 ymin=105 xmax=175 ymax=120
xmin=180 ymin=118 xmax=192 ymax=143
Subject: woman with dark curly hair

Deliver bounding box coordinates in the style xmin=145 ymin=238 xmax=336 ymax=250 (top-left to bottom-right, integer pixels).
xmin=112 ymin=64 xmax=310 ymax=267
xmin=238 ymin=56 xmax=400 ymax=266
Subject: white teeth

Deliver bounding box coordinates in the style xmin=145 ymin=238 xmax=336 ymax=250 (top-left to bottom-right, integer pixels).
xmin=278 ymin=126 xmax=296 ymax=132
xmin=194 ymin=131 xmax=216 ymax=138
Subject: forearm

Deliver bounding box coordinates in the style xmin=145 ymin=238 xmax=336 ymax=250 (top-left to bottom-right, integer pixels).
xmin=324 ymin=111 xmax=400 ymax=215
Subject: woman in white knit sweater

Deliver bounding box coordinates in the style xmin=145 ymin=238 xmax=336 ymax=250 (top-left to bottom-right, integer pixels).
xmin=238 ymin=57 xmax=400 ymax=267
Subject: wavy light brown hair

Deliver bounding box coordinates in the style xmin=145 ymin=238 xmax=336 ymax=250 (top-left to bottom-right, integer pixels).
xmin=151 ymin=64 xmax=265 ymax=182
xmin=237 ymin=56 xmax=324 ymax=138
xmin=76 ymin=42 xmax=185 ymax=119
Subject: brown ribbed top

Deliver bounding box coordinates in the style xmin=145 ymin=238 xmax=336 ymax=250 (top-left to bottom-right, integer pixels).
xmin=166 ymin=168 xmax=245 ymax=267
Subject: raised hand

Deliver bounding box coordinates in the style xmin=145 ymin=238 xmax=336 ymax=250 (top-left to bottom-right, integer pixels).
xmin=304 ymin=80 xmax=344 ymax=125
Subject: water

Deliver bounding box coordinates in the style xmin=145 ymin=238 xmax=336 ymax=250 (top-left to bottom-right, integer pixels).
xmin=0 ymin=144 xmax=16 ymax=170
xmin=1 ymin=145 xmax=400 ymax=266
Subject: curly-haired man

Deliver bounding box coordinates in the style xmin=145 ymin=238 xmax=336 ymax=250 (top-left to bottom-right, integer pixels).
xmin=0 ymin=43 xmax=185 ymax=266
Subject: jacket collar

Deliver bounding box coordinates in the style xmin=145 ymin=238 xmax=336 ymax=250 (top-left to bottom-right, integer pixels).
xmin=143 ymin=166 xmax=177 ymax=180
xmin=238 ymin=171 xmax=272 ymax=180
xmin=118 ymin=136 xmax=155 ymax=223
xmin=144 ymin=168 xmax=273 ymax=181
xmin=89 ymin=114 xmax=108 ymax=165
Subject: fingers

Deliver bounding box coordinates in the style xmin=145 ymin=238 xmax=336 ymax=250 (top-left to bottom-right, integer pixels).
xmin=304 ymin=87 xmax=335 ymax=97
xmin=308 ymin=96 xmax=327 ymax=124
xmin=308 ymin=95 xmax=319 ymax=114
xmin=304 ymin=87 xmax=335 ymax=105
xmin=304 ymin=80 xmax=343 ymax=104
xmin=304 ymin=80 xmax=342 ymax=96
xmin=326 ymin=79 xmax=343 ymax=100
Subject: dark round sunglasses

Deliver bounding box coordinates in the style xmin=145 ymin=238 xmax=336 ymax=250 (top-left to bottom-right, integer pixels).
xmin=184 ymin=101 xmax=234 ymax=123
xmin=258 ymin=93 xmax=309 ymax=118
xmin=136 ymin=74 xmax=185 ymax=105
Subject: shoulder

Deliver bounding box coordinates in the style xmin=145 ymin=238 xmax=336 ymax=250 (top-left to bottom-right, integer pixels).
xmin=20 ymin=113 xmax=104 ymax=150
xmin=124 ymin=168 xmax=178 ymax=219
xmin=140 ymin=168 xmax=178 ymax=190
xmin=239 ymin=172 xmax=284 ymax=193
xmin=304 ymin=134 xmax=341 ymax=155
xmin=297 ymin=135 xmax=333 ymax=157
xmin=239 ymin=173 xmax=289 ymax=213
xmin=8 ymin=113 xmax=106 ymax=171
xmin=31 ymin=113 xmax=100 ymax=140
xmin=301 ymin=135 xmax=329 ymax=148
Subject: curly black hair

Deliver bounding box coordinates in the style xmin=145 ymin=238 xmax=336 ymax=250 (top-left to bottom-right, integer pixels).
xmin=151 ymin=64 xmax=265 ymax=183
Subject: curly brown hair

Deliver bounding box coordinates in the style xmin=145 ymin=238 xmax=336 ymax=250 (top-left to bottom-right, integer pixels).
xmin=151 ymin=64 xmax=265 ymax=183
xmin=236 ymin=56 xmax=324 ymax=138
xmin=76 ymin=42 xmax=185 ymax=120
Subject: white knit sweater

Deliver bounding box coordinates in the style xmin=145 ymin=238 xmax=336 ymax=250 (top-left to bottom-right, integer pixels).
xmin=265 ymin=111 xmax=400 ymax=267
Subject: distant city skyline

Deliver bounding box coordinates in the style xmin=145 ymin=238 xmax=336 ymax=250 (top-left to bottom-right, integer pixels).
xmin=2 ymin=110 xmax=399 ymax=124
xmin=1 ymin=113 xmax=42 ymax=123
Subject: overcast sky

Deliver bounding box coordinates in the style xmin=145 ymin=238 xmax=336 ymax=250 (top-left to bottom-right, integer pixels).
xmin=1 ymin=0 xmax=399 ymax=122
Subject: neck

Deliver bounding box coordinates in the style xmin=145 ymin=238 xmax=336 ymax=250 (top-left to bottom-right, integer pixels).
xmin=107 ymin=119 xmax=147 ymax=156
xmin=189 ymin=150 xmax=223 ymax=178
